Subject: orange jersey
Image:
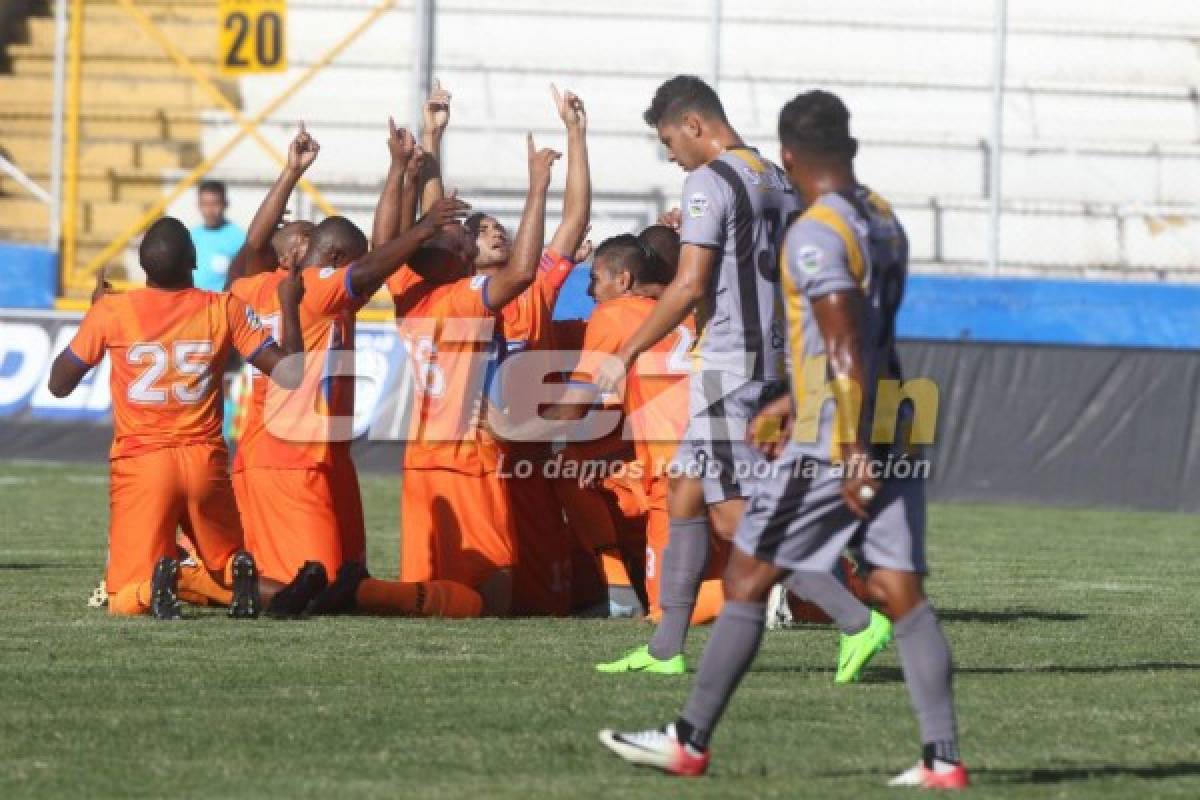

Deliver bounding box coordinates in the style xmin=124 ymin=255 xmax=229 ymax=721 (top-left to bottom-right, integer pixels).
xmin=388 ymin=268 xmax=498 ymax=474
xmin=497 ymin=248 xmax=574 ymax=350
xmin=67 ymin=287 xmax=272 ymax=460
xmin=579 ymin=295 xmax=694 ymax=479
xmin=229 ymin=264 xmax=364 ymax=471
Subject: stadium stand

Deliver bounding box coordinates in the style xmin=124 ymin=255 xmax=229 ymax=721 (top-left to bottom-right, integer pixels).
xmin=2 ymin=0 xmax=1198 ymax=292
xmin=0 ymin=0 xmax=227 ymax=290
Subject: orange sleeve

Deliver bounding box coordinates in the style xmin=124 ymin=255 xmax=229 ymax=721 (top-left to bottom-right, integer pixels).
xmin=67 ymin=299 xmax=111 ymax=367
xmin=580 ymin=304 xmax=625 ymax=356
xmin=229 ymin=275 xmax=255 ymax=304
xmin=568 ymin=304 xmax=625 ymax=383
xmin=226 ymin=295 xmax=274 ymax=361
xmin=301 ymin=264 xmax=362 ymax=316
xmin=536 ymin=247 xmax=575 ymax=311
xmin=387 ymin=266 xmax=421 ymax=299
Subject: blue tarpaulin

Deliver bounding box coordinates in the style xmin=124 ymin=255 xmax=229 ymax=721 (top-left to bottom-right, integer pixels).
xmin=554 ymin=267 xmax=1200 ymax=351
xmin=0 ymin=242 xmax=57 ymax=309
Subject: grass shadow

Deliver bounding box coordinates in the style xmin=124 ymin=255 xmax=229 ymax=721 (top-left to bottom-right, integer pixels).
xmin=939 ymin=608 xmax=1088 ymax=623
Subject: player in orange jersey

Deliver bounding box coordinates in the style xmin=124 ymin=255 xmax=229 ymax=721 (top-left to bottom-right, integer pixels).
xmin=230 ymin=121 xmax=470 ymax=617
xmin=371 ymin=133 xmax=562 ymax=617
xmin=469 ymin=85 xmax=592 ymax=616
xmin=299 ymin=110 xmax=494 ymax=620
xmin=47 ymin=217 xmax=306 ymax=619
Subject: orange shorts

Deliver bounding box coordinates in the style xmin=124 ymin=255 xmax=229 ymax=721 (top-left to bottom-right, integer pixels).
xmin=400 ymin=467 xmax=514 ymax=591
xmin=107 ymin=444 xmax=242 ymax=594
xmin=508 ymin=472 xmax=572 ymax=617
xmin=233 ymin=465 xmax=350 ymax=583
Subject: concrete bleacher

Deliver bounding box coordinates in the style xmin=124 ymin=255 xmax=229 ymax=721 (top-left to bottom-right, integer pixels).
xmin=2 ymin=0 xmax=1198 ymax=290
xmin=174 ymin=0 xmax=1198 ymax=279
xmin=0 ymin=0 xmax=226 ymax=294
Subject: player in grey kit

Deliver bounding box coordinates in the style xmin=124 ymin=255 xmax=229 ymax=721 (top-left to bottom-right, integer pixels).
xmin=598 ymin=90 xmax=969 ymax=790
xmin=595 ymin=76 xmax=890 ymax=681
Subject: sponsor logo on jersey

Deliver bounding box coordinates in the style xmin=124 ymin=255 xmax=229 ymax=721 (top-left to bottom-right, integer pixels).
xmin=798 ymin=245 xmax=823 ymax=275
xmin=319 ymin=266 xmax=336 ymax=279
xmin=244 ymin=306 xmax=263 ymax=330
xmin=687 ymin=193 xmax=709 ymax=218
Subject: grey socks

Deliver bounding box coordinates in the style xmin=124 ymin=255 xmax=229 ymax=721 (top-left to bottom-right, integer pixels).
xmin=647 ymin=516 xmax=710 ymax=661
xmin=678 ymin=599 xmax=766 ymax=748
xmin=785 ymin=570 xmax=872 ymax=635
xmin=895 ymin=601 xmax=959 ymax=756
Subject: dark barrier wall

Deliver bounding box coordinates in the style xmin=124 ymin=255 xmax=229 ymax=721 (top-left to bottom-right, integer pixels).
xmin=901 ymin=341 xmax=1200 ymax=513
xmin=2 ymin=309 xmax=1197 ymax=512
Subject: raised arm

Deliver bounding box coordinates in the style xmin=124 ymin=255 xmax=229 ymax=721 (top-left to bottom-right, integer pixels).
xmin=484 ymin=134 xmax=559 ymax=311
xmin=547 ymin=84 xmax=591 ymax=258
xmin=248 ymin=260 xmax=307 ymax=388
xmin=419 ymin=79 xmax=450 ymax=213
xmin=349 ymin=195 xmax=471 ymax=297
xmin=594 ymin=244 xmax=716 ymax=392
xmin=371 ymin=118 xmax=414 ymax=249
xmin=399 ymin=146 xmax=428 ymax=234
xmin=227 ymin=124 xmax=319 ymax=284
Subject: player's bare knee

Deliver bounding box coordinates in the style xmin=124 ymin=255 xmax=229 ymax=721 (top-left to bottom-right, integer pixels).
xmin=667 ymin=475 xmax=706 ymax=519
xmin=707 ymin=498 xmax=743 ymax=541
xmin=721 ymin=551 xmax=778 ymax=603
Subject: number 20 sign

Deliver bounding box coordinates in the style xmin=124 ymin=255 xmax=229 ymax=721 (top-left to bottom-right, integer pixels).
xmin=218 ymin=0 xmax=287 ymax=76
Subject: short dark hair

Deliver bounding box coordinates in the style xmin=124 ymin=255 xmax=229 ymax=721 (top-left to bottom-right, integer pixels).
xmin=636 ymin=224 xmax=680 ymax=285
xmin=643 ymin=75 xmax=727 ymax=128
xmin=197 ymin=180 xmax=228 ymax=200
xmin=594 ymin=234 xmax=657 ymax=286
xmin=139 ymin=217 xmax=195 ymax=284
xmin=778 ymin=90 xmax=858 ymax=160
xmin=409 ymin=242 xmax=467 ymax=285
xmin=306 ymin=216 xmax=368 ymax=266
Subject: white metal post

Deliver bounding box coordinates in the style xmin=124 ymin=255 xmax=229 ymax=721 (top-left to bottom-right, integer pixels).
xmin=987 ymin=0 xmax=1008 ymax=274
xmin=49 ymin=0 xmax=68 ymax=250
xmin=411 ymin=0 xmax=435 ymax=134
xmin=710 ymin=0 xmax=721 ymax=90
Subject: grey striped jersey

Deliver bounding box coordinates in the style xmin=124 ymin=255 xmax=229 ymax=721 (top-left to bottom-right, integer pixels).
xmin=678 ymin=147 xmax=801 ymax=380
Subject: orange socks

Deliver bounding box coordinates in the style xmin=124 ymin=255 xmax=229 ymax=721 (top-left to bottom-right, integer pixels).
xmin=689 ymin=579 xmax=725 ymax=625
xmin=176 ymin=560 xmax=233 ymax=607
xmin=109 ymin=581 xmax=152 ymax=616
xmin=356 ymin=577 xmax=482 ymax=618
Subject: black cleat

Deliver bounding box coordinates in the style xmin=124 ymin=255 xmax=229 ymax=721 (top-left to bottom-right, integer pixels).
xmin=150 ymin=557 xmax=184 ymax=620
xmin=228 ymin=550 xmax=261 ymax=619
xmin=305 ymin=561 xmax=369 ymax=616
xmin=266 ymin=561 xmax=328 ymax=619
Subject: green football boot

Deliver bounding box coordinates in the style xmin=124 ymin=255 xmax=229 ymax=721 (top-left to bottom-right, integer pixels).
xmin=596 ymin=644 xmax=686 ymax=675
xmin=835 ymin=609 xmax=893 ymax=684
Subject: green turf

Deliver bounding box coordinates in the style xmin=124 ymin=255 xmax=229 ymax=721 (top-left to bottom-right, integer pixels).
xmin=2 ymin=459 xmax=1198 ymax=799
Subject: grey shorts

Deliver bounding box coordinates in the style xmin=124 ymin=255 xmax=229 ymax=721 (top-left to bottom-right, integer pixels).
xmin=733 ymin=443 xmax=928 ymax=575
xmin=670 ymin=372 xmax=771 ymax=506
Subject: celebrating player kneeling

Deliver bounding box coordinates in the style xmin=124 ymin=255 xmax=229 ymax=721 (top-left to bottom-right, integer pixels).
xmin=47 ymin=218 xmax=306 ymax=620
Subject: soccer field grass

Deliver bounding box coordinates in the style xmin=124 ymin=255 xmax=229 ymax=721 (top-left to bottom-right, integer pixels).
xmin=2 ymin=460 xmax=1198 ymax=799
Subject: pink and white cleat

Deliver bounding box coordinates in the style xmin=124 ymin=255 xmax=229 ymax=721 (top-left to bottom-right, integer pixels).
xmin=888 ymin=760 xmax=970 ymax=790
xmin=598 ymin=723 xmax=710 ymax=777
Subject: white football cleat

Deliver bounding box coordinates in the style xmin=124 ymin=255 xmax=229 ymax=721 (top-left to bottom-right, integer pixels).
xmin=598 ymin=723 xmax=710 ymax=777
xmin=766 ymin=583 xmax=794 ymax=630
xmin=87 ymin=582 xmax=108 ymax=609
xmin=888 ymin=760 xmax=970 ymax=790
